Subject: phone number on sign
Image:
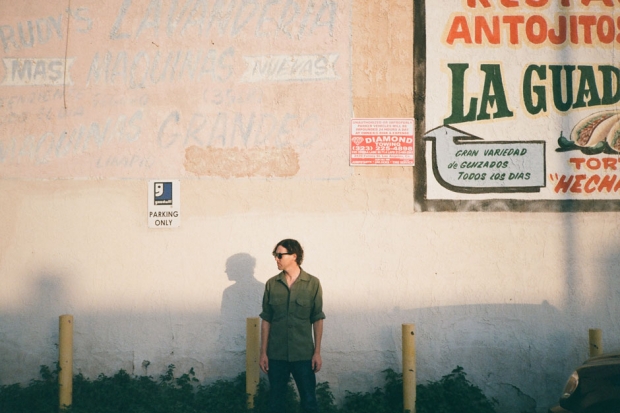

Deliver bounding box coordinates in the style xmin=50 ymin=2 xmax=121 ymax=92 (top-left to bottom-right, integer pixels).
xmin=353 ymin=146 xmax=414 ymax=152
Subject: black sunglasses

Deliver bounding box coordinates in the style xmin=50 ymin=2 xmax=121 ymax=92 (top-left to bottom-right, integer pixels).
xmin=273 ymin=252 xmax=293 ymax=259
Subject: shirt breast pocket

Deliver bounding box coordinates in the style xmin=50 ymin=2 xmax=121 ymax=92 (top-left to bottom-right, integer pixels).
xmin=269 ymin=297 xmax=287 ymax=321
xmin=293 ymin=297 xmax=312 ymax=320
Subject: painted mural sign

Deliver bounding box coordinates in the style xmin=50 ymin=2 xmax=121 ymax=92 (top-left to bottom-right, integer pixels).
xmin=426 ymin=0 xmax=620 ymax=200
xmin=0 ymin=0 xmax=350 ymax=179
xmin=425 ymin=125 xmax=545 ymax=193
xmin=350 ymin=118 xmax=414 ymax=165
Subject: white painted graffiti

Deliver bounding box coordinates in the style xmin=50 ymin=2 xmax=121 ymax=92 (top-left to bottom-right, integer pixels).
xmin=1 ymin=58 xmax=75 ymax=86
xmin=109 ymin=0 xmax=338 ymax=40
xmin=240 ymin=53 xmax=338 ymax=82
xmin=0 ymin=9 xmax=93 ymax=53
xmin=86 ymin=48 xmax=235 ymax=87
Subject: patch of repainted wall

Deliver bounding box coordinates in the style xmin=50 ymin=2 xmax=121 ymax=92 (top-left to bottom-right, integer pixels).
xmin=352 ymin=0 xmax=413 ymax=119
xmin=184 ymin=146 xmax=300 ymax=177
xmin=2 ymin=2 xmax=620 ymax=413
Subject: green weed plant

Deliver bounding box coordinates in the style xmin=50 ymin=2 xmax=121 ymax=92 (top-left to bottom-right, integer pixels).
xmin=0 ymin=364 xmax=496 ymax=413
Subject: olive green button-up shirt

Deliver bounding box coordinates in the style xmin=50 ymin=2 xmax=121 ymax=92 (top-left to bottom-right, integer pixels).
xmin=260 ymin=269 xmax=325 ymax=362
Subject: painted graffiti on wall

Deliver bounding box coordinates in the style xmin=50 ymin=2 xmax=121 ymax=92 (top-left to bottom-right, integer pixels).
xmin=0 ymin=0 xmax=350 ymax=179
xmin=425 ymin=0 xmax=620 ymax=200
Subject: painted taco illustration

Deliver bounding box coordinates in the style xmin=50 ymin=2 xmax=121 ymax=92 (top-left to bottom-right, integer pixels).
xmin=607 ymin=121 xmax=620 ymax=152
xmin=558 ymin=110 xmax=620 ymax=154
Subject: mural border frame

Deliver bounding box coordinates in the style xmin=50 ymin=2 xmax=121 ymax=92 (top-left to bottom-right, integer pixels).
xmin=412 ymin=0 xmax=620 ymax=213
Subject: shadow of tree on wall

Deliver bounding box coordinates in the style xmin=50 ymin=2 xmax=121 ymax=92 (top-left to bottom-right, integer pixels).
xmin=0 ymin=273 xmax=71 ymax=385
xmin=329 ymin=302 xmax=574 ymax=413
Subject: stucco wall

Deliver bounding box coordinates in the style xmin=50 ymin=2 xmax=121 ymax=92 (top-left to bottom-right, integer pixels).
xmin=1 ymin=2 xmax=619 ymax=413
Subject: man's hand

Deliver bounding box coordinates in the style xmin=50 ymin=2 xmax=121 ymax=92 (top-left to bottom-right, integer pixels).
xmin=260 ymin=319 xmax=270 ymax=374
xmin=260 ymin=353 xmax=269 ymax=374
xmin=312 ymin=353 xmax=322 ymax=373
xmin=312 ymin=319 xmax=323 ymax=372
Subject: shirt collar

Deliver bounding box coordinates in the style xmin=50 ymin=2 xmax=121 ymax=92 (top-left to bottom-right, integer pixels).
xmin=277 ymin=268 xmax=308 ymax=282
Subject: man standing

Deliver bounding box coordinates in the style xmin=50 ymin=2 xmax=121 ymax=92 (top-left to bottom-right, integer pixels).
xmin=259 ymin=239 xmax=325 ymax=413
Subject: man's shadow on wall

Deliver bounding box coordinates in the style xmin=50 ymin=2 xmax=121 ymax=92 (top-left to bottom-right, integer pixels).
xmin=218 ymin=253 xmax=265 ymax=353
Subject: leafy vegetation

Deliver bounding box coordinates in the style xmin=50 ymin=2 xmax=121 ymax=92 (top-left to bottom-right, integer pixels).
xmin=416 ymin=366 xmax=498 ymax=413
xmin=0 ymin=364 xmax=497 ymax=413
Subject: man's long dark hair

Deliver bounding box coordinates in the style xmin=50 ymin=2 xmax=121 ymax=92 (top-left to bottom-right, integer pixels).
xmin=273 ymin=239 xmax=304 ymax=265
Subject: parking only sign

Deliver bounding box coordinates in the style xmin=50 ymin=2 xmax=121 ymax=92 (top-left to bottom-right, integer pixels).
xmin=350 ymin=118 xmax=415 ymax=166
xmin=148 ymin=180 xmax=180 ymax=228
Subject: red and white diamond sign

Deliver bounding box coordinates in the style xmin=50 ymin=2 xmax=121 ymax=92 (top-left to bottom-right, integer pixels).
xmin=350 ymin=119 xmax=415 ymax=166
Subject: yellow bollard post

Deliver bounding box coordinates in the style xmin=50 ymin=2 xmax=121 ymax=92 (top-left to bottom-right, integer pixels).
xmin=246 ymin=317 xmax=260 ymax=409
xmin=58 ymin=315 xmax=73 ymax=411
xmin=589 ymin=328 xmax=603 ymax=358
xmin=402 ymin=324 xmax=416 ymax=413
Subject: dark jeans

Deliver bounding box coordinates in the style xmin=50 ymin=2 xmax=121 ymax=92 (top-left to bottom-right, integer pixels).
xmin=267 ymin=360 xmax=318 ymax=413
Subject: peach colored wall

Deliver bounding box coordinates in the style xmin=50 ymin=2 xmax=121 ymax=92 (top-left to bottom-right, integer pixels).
xmin=1 ymin=2 xmax=619 ymax=413
xmin=0 ymin=0 xmax=349 ymax=179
